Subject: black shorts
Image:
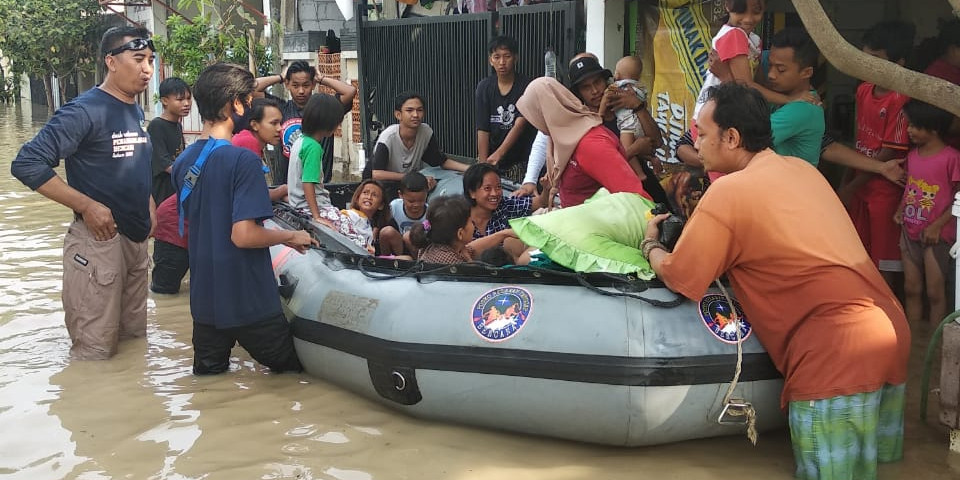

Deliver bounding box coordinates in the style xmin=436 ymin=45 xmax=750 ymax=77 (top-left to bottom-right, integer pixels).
xmin=192 ymin=314 xmax=303 ymax=375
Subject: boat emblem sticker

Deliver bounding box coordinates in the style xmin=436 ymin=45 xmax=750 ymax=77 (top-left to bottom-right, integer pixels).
xmin=698 ymin=294 xmax=752 ymax=344
xmin=471 ymin=286 xmax=532 ymax=342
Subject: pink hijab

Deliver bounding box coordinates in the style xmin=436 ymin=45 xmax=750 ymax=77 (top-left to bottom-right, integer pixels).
xmin=516 ymin=77 xmax=602 ymax=189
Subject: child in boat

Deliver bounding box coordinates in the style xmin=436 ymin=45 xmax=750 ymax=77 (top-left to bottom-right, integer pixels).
xmin=287 ymin=93 xmax=367 ymax=249
xmin=379 ymin=171 xmax=429 ymax=257
xmin=409 ymin=195 xmax=476 ymax=264
xmin=894 ymin=100 xmax=960 ymax=325
xmin=341 ymin=179 xmax=391 ymax=254
xmin=287 ymin=93 xmax=342 ymax=223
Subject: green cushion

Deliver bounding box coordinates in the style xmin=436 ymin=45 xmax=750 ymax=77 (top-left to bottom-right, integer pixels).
xmin=509 ymin=190 xmax=656 ymax=278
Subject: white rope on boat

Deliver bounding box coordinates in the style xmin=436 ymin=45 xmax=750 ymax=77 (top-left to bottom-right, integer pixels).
xmin=714 ymin=279 xmax=758 ymax=445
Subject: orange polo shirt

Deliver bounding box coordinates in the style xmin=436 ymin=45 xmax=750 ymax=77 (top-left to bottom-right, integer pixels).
xmin=659 ymin=149 xmax=910 ymax=408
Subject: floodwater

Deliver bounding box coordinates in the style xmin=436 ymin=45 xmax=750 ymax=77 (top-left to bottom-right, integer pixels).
xmin=1 ymin=101 xmax=959 ymax=480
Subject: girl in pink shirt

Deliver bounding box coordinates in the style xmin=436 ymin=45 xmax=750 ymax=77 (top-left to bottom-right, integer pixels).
xmin=895 ymin=100 xmax=960 ymax=324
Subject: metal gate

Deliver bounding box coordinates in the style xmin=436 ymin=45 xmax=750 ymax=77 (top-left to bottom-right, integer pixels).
xmin=498 ymin=1 xmax=580 ymax=86
xmin=356 ymin=2 xmax=581 ymax=161
xmin=357 ymin=10 xmax=495 ymax=160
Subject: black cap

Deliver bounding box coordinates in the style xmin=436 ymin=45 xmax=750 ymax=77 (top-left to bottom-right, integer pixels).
xmin=567 ymin=56 xmax=612 ymax=88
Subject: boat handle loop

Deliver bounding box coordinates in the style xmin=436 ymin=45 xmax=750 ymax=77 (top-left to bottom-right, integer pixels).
xmin=391 ymin=371 xmax=406 ymax=391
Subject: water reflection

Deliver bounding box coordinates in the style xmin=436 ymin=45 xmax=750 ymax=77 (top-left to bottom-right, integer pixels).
xmin=0 ymin=102 xmax=958 ymax=479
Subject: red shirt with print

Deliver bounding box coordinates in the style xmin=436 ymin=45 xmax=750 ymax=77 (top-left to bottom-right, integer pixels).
xmin=855 ymin=82 xmax=910 ymax=195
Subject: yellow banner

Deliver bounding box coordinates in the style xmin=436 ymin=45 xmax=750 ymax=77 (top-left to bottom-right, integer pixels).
xmin=651 ymin=0 xmax=723 ymax=163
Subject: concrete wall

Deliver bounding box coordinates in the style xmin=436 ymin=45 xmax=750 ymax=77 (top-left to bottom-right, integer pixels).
xmin=586 ymin=0 xmax=625 ymax=68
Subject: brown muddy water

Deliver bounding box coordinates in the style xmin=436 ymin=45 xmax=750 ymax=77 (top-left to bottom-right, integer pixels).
xmin=1 ymin=101 xmax=959 ymax=479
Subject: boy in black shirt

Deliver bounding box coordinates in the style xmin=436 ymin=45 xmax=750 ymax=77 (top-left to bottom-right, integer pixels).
xmin=475 ymin=36 xmax=536 ymax=183
xmin=149 ymin=77 xmax=191 ymax=203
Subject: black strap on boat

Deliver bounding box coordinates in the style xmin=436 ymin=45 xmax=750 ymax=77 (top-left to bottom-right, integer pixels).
xmin=355 ymin=256 xmax=685 ymax=308
xmin=571 ymin=273 xmax=685 ymax=308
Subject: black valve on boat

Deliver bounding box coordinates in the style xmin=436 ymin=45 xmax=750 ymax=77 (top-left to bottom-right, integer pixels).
xmin=651 ymin=203 xmax=685 ymax=251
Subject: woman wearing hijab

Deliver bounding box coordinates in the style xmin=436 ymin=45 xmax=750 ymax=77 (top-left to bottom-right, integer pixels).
xmin=516 ymin=77 xmax=651 ymax=207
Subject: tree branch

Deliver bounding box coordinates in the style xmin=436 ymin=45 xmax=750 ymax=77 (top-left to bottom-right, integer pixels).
xmin=791 ymin=0 xmax=960 ymax=117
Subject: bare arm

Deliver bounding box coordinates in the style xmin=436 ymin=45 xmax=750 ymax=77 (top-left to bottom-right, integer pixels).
xmin=821 ymin=142 xmax=905 ymax=184
xmin=318 ymin=74 xmax=357 ymax=110
xmin=467 ymin=228 xmax=518 ymax=255
xmin=268 ymin=184 xmax=289 ymax=202
xmin=372 ymin=169 xmax=407 ymax=182
xmin=621 ymin=131 xmax=637 ymax=152
xmin=624 ymin=137 xmax=655 ymax=159
xmin=35 ymin=176 xmax=116 ymax=241
xmin=303 ymin=182 xmax=323 ymax=221
xmin=836 ymin=147 xmax=907 ymax=205
xmin=441 ymin=158 xmax=468 ymax=173
xmin=487 ymin=117 xmax=530 ymax=165
xmin=637 ymin=107 xmax=663 ymax=149
xmin=922 ymin=193 xmax=958 ymax=245
xmin=598 ymin=86 xmax=616 ymax=121
xmin=477 ymin=130 xmax=490 ymax=162
xmin=149 ymin=195 xmax=157 ymax=237
xmin=727 ymin=56 xmax=795 ymax=105
xmin=255 ymin=73 xmax=284 ymax=93
xmin=677 ymin=145 xmax=702 ymax=168
xmin=231 ymin=219 xmax=316 ymax=253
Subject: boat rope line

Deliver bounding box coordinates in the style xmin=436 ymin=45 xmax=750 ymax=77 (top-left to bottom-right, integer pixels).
xmin=715 ymin=279 xmax=759 ymax=445
xmin=290 ymin=317 xmax=783 ymax=387
xmin=355 ymin=256 xmax=686 ymax=308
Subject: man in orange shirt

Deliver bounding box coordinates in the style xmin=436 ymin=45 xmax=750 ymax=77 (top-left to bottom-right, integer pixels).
xmin=643 ymin=83 xmax=910 ymax=480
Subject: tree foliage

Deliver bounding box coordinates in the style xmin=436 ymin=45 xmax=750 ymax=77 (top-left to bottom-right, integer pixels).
xmin=154 ymin=12 xmax=273 ymax=86
xmin=0 ymin=0 xmax=104 ymax=108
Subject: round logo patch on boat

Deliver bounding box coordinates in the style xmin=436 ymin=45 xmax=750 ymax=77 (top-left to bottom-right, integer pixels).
xmin=699 ymin=294 xmax=751 ymax=344
xmin=471 ymin=286 xmax=532 ymax=342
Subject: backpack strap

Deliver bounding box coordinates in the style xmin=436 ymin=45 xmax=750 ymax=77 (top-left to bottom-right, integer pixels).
xmin=178 ymin=138 xmax=230 ymax=236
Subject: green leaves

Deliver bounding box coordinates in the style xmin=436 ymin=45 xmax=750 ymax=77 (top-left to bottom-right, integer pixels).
xmin=153 ymin=9 xmax=273 ymax=86
xmin=0 ymin=0 xmax=102 ymax=81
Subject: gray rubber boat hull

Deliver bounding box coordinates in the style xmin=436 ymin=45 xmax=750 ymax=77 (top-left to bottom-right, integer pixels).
xmin=268 ymin=211 xmax=786 ymax=446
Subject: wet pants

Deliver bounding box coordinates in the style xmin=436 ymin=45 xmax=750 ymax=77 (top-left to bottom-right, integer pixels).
xmin=150 ymin=239 xmax=189 ymax=294
xmin=192 ymin=314 xmax=303 ymax=375
xmin=62 ymin=220 xmax=149 ymax=360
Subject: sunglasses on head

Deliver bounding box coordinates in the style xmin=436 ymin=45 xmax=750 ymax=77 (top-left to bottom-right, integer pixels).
xmin=106 ymin=38 xmax=155 ymax=56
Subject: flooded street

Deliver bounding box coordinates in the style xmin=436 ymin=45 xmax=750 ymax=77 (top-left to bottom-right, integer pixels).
xmin=1 ymin=101 xmax=959 ymax=479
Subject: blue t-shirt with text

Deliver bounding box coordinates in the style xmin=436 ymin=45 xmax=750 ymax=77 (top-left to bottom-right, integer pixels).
xmin=11 ymin=88 xmax=153 ymax=241
xmin=172 ymin=140 xmax=281 ymax=328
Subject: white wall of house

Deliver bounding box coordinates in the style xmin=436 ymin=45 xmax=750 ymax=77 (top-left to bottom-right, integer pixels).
xmin=585 ymin=0 xmax=626 ymax=69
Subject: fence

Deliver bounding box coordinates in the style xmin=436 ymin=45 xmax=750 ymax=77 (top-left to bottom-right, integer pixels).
xmin=356 ymin=2 xmax=581 ymax=161
xmin=357 ymin=10 xmax=494 ymax=160
xmin=499 ymin=1 xmax=580 ymax=86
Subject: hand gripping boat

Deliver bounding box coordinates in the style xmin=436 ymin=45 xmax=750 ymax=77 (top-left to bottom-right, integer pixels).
xmin=266 ymin=172 xmax=785 ymax=446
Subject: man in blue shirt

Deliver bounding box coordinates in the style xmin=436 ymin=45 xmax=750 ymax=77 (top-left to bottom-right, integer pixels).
xmin=172 ymin=63 xmax=315 ymax=375
xmin=11 ymin=26 xmax=157 ymax=360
